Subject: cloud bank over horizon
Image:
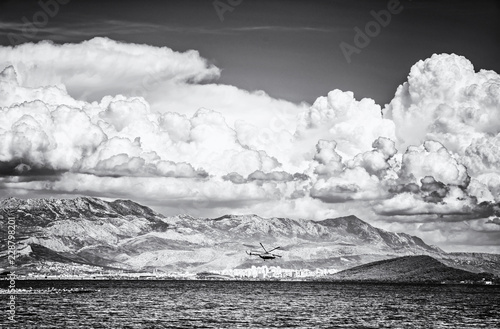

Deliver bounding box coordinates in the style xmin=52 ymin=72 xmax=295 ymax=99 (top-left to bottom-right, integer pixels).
xmin=1 ymin=38 xmax=499 ymax=252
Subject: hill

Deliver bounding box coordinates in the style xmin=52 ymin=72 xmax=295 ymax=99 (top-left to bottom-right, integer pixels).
xmin=327 ymin=255 xmax=496 ymax=284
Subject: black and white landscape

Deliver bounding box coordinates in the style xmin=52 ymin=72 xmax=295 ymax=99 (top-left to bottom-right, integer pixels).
xmin=1 ymin=196 xmax=500 ymax=280
xmin=1 ymin=0 xmax=500 ymax=328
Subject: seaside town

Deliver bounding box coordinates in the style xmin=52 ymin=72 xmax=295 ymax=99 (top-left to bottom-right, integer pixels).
xmin=1 ymin=264 xmax=496 ymax=285
xmin=1 ymin=261 xmax=339 ymax=281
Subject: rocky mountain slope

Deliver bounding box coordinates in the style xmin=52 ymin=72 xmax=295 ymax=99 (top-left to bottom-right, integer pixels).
xmin=0 ymin=197 xmax=498 ymax=276
xmin=327 ymin=255 xmax=497 ymax=284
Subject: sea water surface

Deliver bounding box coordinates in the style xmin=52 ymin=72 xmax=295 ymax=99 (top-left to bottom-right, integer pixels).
xmin=1 ymin=280 xmax=499 ymax=328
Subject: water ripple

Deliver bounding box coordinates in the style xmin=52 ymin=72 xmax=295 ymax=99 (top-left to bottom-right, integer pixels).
xmin=0 ymin=281 xmax=499 ymax=328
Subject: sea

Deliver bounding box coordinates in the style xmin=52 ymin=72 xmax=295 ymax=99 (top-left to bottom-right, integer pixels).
xmin=1 ymin=280 xmax=499 ymax=328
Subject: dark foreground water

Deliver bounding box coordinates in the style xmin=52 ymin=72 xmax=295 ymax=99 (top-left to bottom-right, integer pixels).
xmin=1 ymin=280 xmax=499 ymax=328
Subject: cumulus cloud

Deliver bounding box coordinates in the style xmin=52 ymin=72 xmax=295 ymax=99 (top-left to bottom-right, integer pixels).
xmin=311 ymin=166 xmax=384 ymax=203
xmin=381 ymin=53 xmax=500 ymax=205
xmin=0 ymin=62 xmax=307 ymax=218
xmin=474 ymin=174 xmax=500 ymax=201
xmin=312 ymin=140 xmax=344 ymax=177
xmin=372 ymin=140 xmax=485 ymax=219
xmin=0 ymin=38 xmax=220 ymax=101
xmin=247 ymin=170 xmax=294 ymax=183
xmin=346 ymin=137 xmax=397 ymax=179
xmin=399 ymin=140 xmax=469 ymax=187
xmin=462 ymin=135 xmax=500 ymax=176
xmin=384 ymin=53 xmax=500 ymax=154
xmin=0 ymin=66 xmax=289 ymax=179
xmin=373 ymin=187 xmax=483 ymax=219
xmin=297 ymin=89 xmax=396 ymax=159
xmin=2 ymin=39 xmax=500 ymax=252
xmin=466 ymin=177 xmax=495 ymax=203
xmin=0 ymin=37 xmax=307 ymax=134
xmin=79 ymin=137 xmax=207 ymax=178
xmin=384 ymin=221 xmax=500 ymax=253
xmin=309 ymin=137 xmax=397 ymax=203
xmin=0 ymin=101 xmax=106 ymax=173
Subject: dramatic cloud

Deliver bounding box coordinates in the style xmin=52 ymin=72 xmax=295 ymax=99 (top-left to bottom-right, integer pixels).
xmin=0 ymin=37 xmax=220 ymax=100
xmin=346 ymin=137 xmax=397 ymax=180
xmin=297 ymin=89 xmax=396 ymax=159
xmin=0 ymin=37 xmax=307 ymax=131
xmin=1 ymin=39 xmax=499 ymax=252
xmin=309 ymin=137 xmax=397 ymax=204
xmin=0 ymin=101 xmax=106 ymax=173
xmin=399 ymin=140 xmax=469 ymax=187
xmin=371 ymin=140 xmax=494 ymax=220
xmin=384 ymin=53 xmax=500 ymax=154
xmin=312 ymin=140 xmax=344 ymax=177
xmin=376 ymin=54 xmax=500 ymax=249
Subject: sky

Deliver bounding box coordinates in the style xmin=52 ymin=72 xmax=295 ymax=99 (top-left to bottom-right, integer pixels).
xmin=0 ymin=0 xmax=499 ymax=253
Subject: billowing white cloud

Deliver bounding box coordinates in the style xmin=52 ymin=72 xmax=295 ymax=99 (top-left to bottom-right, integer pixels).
xmin=0 ymin=67 xmax=287 ymax=178
xmin=0 ymin=37 xmax=220 ymax=101
xmin=473 ymin=173 xmax=500 ymax=203
xmin=1 ymin=39 xmax=500 ymax=252
xmin=247 ymin=170 xmax=294 ymax=183
xmin=311 ymin=166 xmax=384 ymax=203
xmin=309 ymin=137 xmax=397 ymax=203
xmin=0 ymin=101 xmax=106 ymax=172
xmin=347 ymin=137 xmax=397 ymax=179
xmin=371 ymin=140 xmax=493 ymax=220
xmin=463 ymin=138 xmax=500 ymax=204
xmin=399 ymin=140 xmax=469 ymax=187
xmin=382 ymin=53 xmax=500 ymax=207
xmin=297 ymin=89 xmax=396 ymax=159
xmin=0 ymin=37 xmax=307 ymax=133
xmin=384 ymin=53 xmax=500 ymax=155
xmin=373 ymin=186 xmax=481 ymax=219
xmin=312 ymin=140 xmax=344 ymax=177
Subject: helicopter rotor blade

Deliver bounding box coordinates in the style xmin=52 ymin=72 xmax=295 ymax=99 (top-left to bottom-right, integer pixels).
xmin=267 ymin=246 xmax=281 ymax=253
xmin=260 ymin=243 xmax=268 ymax=253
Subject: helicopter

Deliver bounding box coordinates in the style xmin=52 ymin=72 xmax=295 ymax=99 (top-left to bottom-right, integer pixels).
xmin=246 ymin=243 xmax=282 ymax=260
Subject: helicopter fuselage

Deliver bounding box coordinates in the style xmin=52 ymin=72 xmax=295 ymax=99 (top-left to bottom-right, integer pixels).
xmin=247 ymin=243 xmax=282 ymax=260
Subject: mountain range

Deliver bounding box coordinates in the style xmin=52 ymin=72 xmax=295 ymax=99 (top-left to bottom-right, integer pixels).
xmin=1 ymin=197 xmax=499 ymax=277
